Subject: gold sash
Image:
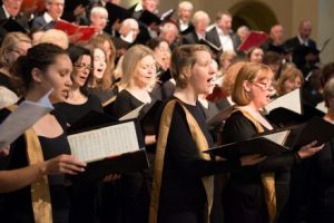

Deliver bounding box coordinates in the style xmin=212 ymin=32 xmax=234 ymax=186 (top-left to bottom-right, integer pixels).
xmin=234 ymin=107 xmax=277 ymax=223
xmin=102 ymin=95 xmax=117 ymax=107
xmin=149 ymin=99 xmax=214 ymax=223
xmin=7 ymin=105 xmax=53 ymax=223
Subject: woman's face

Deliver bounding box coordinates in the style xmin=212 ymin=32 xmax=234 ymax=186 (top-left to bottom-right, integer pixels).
xmin=189 ymin=50 xmax=216 ymax=95
xmin=72 ymin=55 xmax=92 ymax=87
xmin=39 ymin=54 xmax=73 ymax=103
xmin=7 ymin=41 xmax=32 ymax=66
xmin=155 ymin=41 xmax=170 ymax=70
xmin=245 ymin=70 xmax=274 ymax=109
xmin=93 ymin=48 xmax=107 ymax=80
xmin=283 ymin=76 xmax=302 ymax=94
xmin=250 ymin=48 xmax=264 ymax=63
xmin=133 ymin=55 xmax=156 ymax=88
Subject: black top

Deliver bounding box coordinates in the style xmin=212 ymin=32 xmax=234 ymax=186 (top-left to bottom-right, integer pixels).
xmin=0 ymin=72 xmax=16 ymax=93
xmin=0 ymin=108 xmax=71 ymax=223
xmin=222 ymin=111 xmax=300 ymax=183
xmin=158 ymin=98 xmax=240 ymax=212
xmin=222 ymin=110 xmax=302 ymax=222
xmin=54 ymin=94 xmax=103 ymax=125
xmin=111 ymin=89 xmax=156 ymax=119
xmin=88 ymin=87 xmax=117 ymax=105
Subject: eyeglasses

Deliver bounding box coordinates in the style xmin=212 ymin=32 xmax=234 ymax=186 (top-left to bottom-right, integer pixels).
xmin=74 ymin=64 xmax=93 ymax=71
xmin=253 ymin=82 xmax=275 ymax=91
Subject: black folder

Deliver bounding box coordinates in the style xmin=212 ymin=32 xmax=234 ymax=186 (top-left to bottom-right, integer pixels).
xmin=70 ymin=149 xmax=148 ymax=183
xmin=291 ymin=117 xmax=334 ymax=148
xmin=198 ymin=39 xmax=222 ymax=54
xmin=0 ymin=18 xmax=28 ymax=33
xmin=105 ymin=2 xmax=132 ymax=27
xmin=119 ymin=100 xmax=163 ymax=135
xmin=67 ymin=111 xmax=148 ymax=182
xmin=205 ymin=131 xmax=290 ymax=159
xmin=138 ymin=9 xmax=175 ymax=26
xmin=265 ymin=107 xmax=308 ymax=127
xmin=139 ymin=100 xmax=163 ymax=135
xmin=206 ymin=117 xmax=334 ymax=159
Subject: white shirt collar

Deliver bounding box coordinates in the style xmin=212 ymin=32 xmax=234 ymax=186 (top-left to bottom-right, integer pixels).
xmin=216 ymin=25 xmax=229 ymax=36
xmin=43 ymin=12 xmax=56 ymax=23
xmin=297 ymin=35 xmax=309 ymax=46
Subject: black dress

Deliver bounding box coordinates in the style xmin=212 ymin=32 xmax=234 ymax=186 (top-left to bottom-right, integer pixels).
xmin=88 ymin=87 xmax=117 ymax=106
xmin=104 ymin=89 xmax=155 ymax=223
xmin=0 ymin=109 xmax=71 ymax=223
xmin=55 ymin=94 xmax=103 ymax=223
xmin=222 ymin=111 xmax=301 ymax=223
xmin=305 ymin=138 xmax=334 ymax=223
xmin=156 ymin=99 xmax=240 ymax=223
xmin=54 ymin=94 xmax=103 ymax=125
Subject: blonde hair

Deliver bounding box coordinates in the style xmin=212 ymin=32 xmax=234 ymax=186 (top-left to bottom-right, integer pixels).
xmin=0 ymin=32 xmax=31 ymax=68
xmin=276 ymin=66 xmax=303 ymax=95
xmin=39 ymin=29 xmax=69 ymax=49
xmin=121 ymin=45 xmax=155 ymax=88
xmin=232 ymin=63 xmax=273 ymax=106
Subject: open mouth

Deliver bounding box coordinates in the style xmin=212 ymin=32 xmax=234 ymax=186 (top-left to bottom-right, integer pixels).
xmin=62 ymin=90 xmax=69 ymax=99
xmin=207 ymin=77 xmax=216 ymax=85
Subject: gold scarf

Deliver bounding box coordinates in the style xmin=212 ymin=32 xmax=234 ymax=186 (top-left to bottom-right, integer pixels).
xmin=7 ymin=105 xmax=53 ymax=223
xmin=234 ymin=107 xmax=277 ymax=223
xmin=149 ymin=99 xmax=214 ymax=223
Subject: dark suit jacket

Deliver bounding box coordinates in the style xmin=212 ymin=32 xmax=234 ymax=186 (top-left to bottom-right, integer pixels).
xmin=31 ymin=15 xmax=55 ymax=30
xmin=182 ymin=31 xmax=200 ymax=45
xmin=284 ymin=36 xmax=318 ymax=71
xmin=178 ymin=21 xmax=194 ymax=36
xmin=0 ymin=5 xmax=30 ymax=30
xmin=284 ymin=36 xmax=317 ymax=51
xmin=206 ymin=26 xmax=241 ymax=52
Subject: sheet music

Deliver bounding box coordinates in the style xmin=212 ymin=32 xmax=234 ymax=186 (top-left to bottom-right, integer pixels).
xmin=119 ymin=104 xmax=146 ymax=121
xmin=265 ymin=88 xmax=302 ymax=114
xmin=262 ymin=130 xmax=290 ymax=146
xmin=160 ymin=9 xmax=174 ymax=21
xmin=316 ymin=101 xmax=326 ymax=113
xmin=68 ymin=121 xmax=140 ymax=162
xmin=0 ymin=90 xmax=54 ymax=148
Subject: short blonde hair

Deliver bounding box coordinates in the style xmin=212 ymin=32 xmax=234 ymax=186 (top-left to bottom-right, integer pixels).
xmin=232 ymin=63 xmax=273 ymax=106
xmin=39 ymin=29 xmax=69 ymax=49
xmin=192 ymin=10 xmax=210 ymax=26
xmin=170 ymin=44 xmax=210 ymax=89
xmin=0 ymin=32 xmax=31 ymax=67
xmin=276 ymin=66 xmax=303 ymax=95
xmin=121 ymin=45 xmax=155 ymax=88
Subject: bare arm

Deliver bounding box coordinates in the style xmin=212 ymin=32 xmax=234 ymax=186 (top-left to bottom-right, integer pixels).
xmin=0 ymin=154 xmax=86 ymax=193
